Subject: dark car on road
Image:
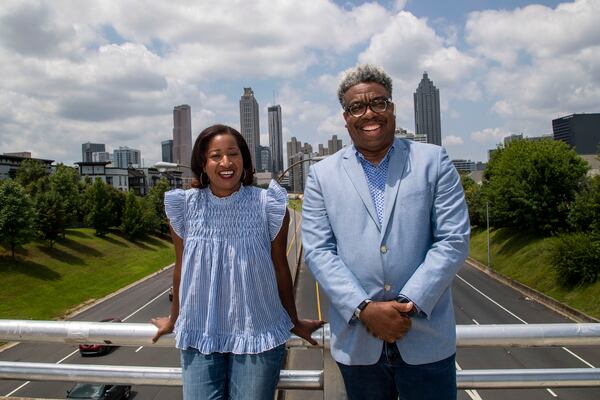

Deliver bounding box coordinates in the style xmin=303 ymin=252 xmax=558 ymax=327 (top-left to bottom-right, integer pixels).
xmin=66 ymin=383 xmax=131 ymax=399
xmin=168 ymin=286 xmax=173 ymax=302
xmin=78 ymin=317 xmax=122 ymax=356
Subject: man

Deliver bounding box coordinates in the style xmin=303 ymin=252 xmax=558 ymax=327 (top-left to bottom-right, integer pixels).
xmin=301 ymin=64 xmax=470 ymax=400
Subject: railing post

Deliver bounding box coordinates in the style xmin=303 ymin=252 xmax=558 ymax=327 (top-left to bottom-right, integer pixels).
xmin=322 ymin=324 xmax=346 ymax=400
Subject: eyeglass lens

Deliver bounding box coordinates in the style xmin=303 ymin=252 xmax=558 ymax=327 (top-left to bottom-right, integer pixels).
xmin=348 ymin=98 xmax=389 ymax=117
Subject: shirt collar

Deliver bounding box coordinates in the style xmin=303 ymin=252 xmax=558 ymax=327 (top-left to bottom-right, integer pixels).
xmin=354 ymin=143 xmax=395 ymax=166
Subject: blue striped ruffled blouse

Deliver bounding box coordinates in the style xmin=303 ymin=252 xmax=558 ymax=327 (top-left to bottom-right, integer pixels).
xmin=164 ymin=180 xmax=293 ymax=354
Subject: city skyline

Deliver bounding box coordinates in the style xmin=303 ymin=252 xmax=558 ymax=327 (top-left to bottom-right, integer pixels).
xmin=1 ymin=0 xmax=598 ymax=167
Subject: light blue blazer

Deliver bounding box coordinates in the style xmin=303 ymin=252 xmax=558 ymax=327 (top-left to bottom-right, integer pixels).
xmin=302 ymin=138 xmax=470 ymax=365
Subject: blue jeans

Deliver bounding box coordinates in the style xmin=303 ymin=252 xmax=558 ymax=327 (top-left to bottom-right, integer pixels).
xmin=180 ymin=344 xmax=286 ymax=400
xmin=337 ymin=342 xmax=456 ymax=400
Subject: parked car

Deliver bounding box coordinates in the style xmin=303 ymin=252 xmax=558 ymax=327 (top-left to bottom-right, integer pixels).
xmin=66 ymin=383 xmax=131 ymax=399
xmin=168 ymin=286 xmax=173 ymax=302
xmin=78 ymin=317 xmax=122 ymax=356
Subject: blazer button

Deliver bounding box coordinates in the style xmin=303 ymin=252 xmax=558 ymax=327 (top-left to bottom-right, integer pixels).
xmin=380 ymin=245 xmax=388 ymax=254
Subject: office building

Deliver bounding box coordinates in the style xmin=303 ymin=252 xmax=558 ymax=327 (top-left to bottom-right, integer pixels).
xmin=1 ymin=153 xmax=53 ymax=180
xmin=414 ymin=72 xmax=442 ymax=146
xmin=92 ymin=152 xmax=111 ymax=163
xmin=286 ymin=137 xmax=314 ymax=193
xmin=240 ymin=88 xmax=260 ymax=166
xmin=161 ymin=139 xmax=174 ymax=163
xmin=173 ymin=105 xmax=192 ymax=170
xmin=552 ymin=113 xmax=600 ymax=155
xmin=268 ymin=105 xmax=283 ymax=174
xmin=82 ymin=142 xmax=105 ymax=162
xmin=328 ymin=134 xmax=343 ymax=154
xmin=257 ymin=145 xmax=271 ymax=173
xmin=113 ymin=146 xmax=141 ymax=169
xmin=395 ymin=128 xmax=427 ymax=143
xmin=452 ymin=159 xmax=476 ymax=173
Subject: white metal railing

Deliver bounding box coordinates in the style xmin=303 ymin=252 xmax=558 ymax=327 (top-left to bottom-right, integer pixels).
xmin=1 ymin=320 xmax=600 ymax=393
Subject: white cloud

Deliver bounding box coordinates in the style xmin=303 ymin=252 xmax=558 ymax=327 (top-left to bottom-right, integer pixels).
xmin=444 ymin=135 xmax=464 ymax=146
xmin=470 ymin=128 xmax=512 ymax=144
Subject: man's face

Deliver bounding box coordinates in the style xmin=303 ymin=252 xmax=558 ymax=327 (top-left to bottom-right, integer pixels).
xmin=342 ymin=82 xmax=395 ymax=158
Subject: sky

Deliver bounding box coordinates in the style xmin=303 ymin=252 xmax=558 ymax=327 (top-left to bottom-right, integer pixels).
xmin=0 ymin=0 xmax=598 ymax=167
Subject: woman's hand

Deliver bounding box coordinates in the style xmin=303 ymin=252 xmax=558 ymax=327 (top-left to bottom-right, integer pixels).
xmin=151 ymin=316 xmax=175 ymax=343
xmin=291 ymin=319 xmax=326 ymax=346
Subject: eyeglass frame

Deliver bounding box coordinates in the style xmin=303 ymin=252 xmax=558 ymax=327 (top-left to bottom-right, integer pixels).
xmin=343 ymin=97 xmax=394 ymax=118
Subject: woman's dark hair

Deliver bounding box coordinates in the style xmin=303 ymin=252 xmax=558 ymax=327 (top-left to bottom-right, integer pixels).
xmin=190 ymin=124 xmax=255 ymax=189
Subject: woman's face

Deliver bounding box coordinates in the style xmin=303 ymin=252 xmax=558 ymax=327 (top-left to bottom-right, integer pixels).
xmin=203 ymin=133 xmax=244 ymax=197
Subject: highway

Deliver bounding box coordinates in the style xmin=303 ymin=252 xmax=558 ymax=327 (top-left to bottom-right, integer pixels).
xmin=2 ymin=208 xmax=600 ymax=399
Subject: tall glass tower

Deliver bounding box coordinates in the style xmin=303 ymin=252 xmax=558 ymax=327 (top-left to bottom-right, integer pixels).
xmin=239 ymin=88 xmax=260 ymax=167
xmin=414 ymin=72 xmax=441 ymax=146
xmin=268 ymin=104 xmax=283 ymax=174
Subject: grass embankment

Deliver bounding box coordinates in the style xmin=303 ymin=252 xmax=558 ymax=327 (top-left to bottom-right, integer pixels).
xmin=470 ymin=227 xmax=600 ymax=319
xmin=289 ymin=199 xmax=302 ymax=212
xmin=0 ymin=228 xmax=174 ymax=320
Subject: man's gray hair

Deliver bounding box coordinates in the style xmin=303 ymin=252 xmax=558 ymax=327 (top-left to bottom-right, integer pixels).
xmin=337 ymin=64 xmax=393 ymax=106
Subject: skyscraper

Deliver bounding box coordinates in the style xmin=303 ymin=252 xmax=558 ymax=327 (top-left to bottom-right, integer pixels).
xmin=414 ymin=72 xmax=441 ymax=146
xmin=239 ymin=88 xmax=260 ymax=166
xmin=268 ymin=105 xmax=283 ymax=174
xmin=113 ymin=146 xmax=141 ymax=168
xmin=327 ymin=134 xmax=343 ymax=154
xmin=161 ymin=139 xmax=173 ymax=163
xmin=82 ymin=142 xmax=105 ymax=162
xmin=173 ymin=105 xmax=192 ymax=169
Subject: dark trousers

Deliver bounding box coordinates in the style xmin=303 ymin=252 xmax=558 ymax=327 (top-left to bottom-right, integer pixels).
xmin=337 ymin=342 xmax=456 ymax=400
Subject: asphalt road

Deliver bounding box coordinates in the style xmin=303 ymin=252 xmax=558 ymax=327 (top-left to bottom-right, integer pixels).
xmin=3 ymin=209 xmax=600 ymax=399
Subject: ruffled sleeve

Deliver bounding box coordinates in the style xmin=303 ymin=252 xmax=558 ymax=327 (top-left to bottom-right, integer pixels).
xmin=266 ymin=180 xmax=288 ymax=241
xmin=164 ymin=189 xmax=186 ymax=239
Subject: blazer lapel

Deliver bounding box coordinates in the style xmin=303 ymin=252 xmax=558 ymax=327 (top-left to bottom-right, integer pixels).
xmin=342 ymin=147 xmax=381 ymax=231
xmin=381 ymin=139 xmax=409 ymax=237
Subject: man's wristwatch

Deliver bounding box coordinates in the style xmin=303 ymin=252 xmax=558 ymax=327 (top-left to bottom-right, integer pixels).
xmin=353 ymin=299 xmax=372 ymax=321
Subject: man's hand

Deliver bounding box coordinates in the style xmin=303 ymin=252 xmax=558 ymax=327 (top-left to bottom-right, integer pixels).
xmin=359 ymin=301 xmax=413 ymax=343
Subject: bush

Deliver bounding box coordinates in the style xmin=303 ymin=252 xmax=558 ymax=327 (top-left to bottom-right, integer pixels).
xmin=551 ymin=233 xmax=600 ymax=287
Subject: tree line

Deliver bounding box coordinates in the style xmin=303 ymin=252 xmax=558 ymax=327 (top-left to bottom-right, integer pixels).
xmin=461 ymin=139 xmax=600 ymax=287
xmin=0 ymin=160 xmax=171 ymax=258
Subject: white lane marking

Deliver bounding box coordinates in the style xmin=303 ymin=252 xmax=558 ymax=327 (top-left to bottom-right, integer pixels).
xmin=456 ymin=275 xmax=527 ymax=324
xmin=135 ymin=346 xmax=144 ymax=352
xmin=455 ymin=361 xmax=484 ymax=400
xmin=123 ymin=288 xmax=170 ymax=321
xmin=3 ymin=287 xmax=170 ymax=397
xmin=472 ymin=318 xmax=480 ymax=325
xmin=546 ymin=388 xmax=558 ymax=397
xmin=561 ymin=346 xmax=595 ymax=368
xmin=457 ymin=273 xmax=597 ymax=370
xmin=4 ymin=382 xmax=30 ymax=398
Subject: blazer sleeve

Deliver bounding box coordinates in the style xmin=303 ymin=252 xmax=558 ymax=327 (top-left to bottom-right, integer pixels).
xmin=399 ymin=147 xmax=470 ymax=318
xmin=302 ymin=166 xmax=369 ymax=323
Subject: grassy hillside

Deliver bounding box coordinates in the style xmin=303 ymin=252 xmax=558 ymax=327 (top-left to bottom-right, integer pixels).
xmin=470 ymin=227 xmax=600 ymax=319
xmin=0 ymin=228 xmax=174 ymax=320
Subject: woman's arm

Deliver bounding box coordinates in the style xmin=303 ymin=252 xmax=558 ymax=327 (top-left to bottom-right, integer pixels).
xmin=151 ymin=224 xmax=183 ymax=342
xmin=272 ymin=209 xmax=324 ymax=345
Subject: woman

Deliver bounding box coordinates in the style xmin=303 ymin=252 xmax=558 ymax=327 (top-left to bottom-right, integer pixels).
xmin=152 ymin=124 xmax=323 ymax=399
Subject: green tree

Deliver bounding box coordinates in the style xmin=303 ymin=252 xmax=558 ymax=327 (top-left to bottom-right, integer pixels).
xmin=147 ymin=179 xmax=171 ymax=234
xmin=460 ymin=173 xmax=485 ymax=227
xmin=49 ymin=164 xmax=81 ymax=233
xmin=0 ymin=180 xmax=36 ymax=258
xmin=35 ymin=189 xmax=66 ymax=247
xmin=483 ymin=140 xmax=588 ymax=234
xmin=85 ymin=178 xmax=113 ymax=236
xmin=107 ymin=185 xmax=126 ymax=228
xmin=568 ymin=175 xmax=600 ymax=234
xmin=122 ymin=191 xmax=146 ymax=240
xmin=550 ymin=232 xmax=600 ymax=287
xmin=16 ymin=159 xmax=49 ymax=196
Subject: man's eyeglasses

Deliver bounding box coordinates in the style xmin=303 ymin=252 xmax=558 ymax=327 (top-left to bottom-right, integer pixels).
xmin=344 ymin=97 xmax=393 ymax=118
